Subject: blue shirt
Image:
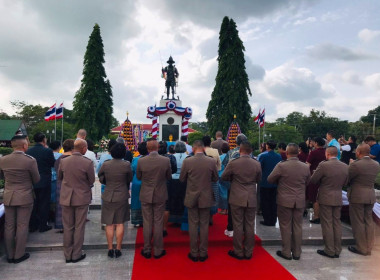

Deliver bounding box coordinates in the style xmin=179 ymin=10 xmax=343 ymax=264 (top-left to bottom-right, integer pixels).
xmin=328 ymin=138 xmax=341 ymax=160
xmin=259 ymin=150 xmax=282 ymax=188
xmin=370 ymin=143 xmax=380 ymax=164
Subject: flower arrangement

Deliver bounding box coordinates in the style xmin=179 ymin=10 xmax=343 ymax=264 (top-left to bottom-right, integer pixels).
xmin=226 ymin=115 xmax=242 ymax=150
xmin=99 ymin=137 xmax=110 ymax=152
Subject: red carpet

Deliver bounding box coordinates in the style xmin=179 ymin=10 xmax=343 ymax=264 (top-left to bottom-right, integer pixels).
xmin=131 ymin=214 xmax=295 ymax=280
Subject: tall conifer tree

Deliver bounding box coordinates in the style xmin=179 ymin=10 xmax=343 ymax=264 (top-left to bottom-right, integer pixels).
xmin=73 ymin=23 xmax=113 ymax=140
xmin=206 ymin=17 xmax=252 ymax=136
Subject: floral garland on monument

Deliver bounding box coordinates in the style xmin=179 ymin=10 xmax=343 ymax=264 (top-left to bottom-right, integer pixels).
xmin=121 ymin=115 xmax=135 ymax=151
xmin=226 ymin=115 xmax=242 ymax=150
xmin=146 ymin=101 xmax=193 ymax=138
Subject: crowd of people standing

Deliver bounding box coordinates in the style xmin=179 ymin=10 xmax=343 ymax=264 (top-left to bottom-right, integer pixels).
xmin=0 ymin=127 xmax=379 ymax=264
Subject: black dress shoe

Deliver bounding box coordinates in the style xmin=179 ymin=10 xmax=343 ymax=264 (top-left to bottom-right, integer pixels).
xmin=292 ymin=255 xmax=300 ymax=260
xmin=260 ymin=221 xmax=275 ymax=226
xmin=348 ymin=246 xmax=366 ymax=256
xmin=334 ymin=254 xmax=339 ymax=258
xmin=199 ymin=255 xmax=208 ymax=262
xmin=244 ymin=254 xmax=252 ymax=260
xmin=188 ymin=253 xmax=198 ymax=262
xmin=14 ymin=253 xmax=30 ymax=264
xmin=163 ymin=230 xmax=168 ymax=237
xmin=65 ymin=259 xmax=72 ymax=263
xmin=108 ymin=249 xmax=115 ymax=258
xmin=276 ymin=251 xmax=291 ymax=260
xmin=309 ymin=218 xmax=320 ymax=224
xmin=154 ymin=250 xmax=166 ymax=259
xmin=317 ymin=249 xmax=335 ymax=258
xmin=228 ymin=250 xmax=244 ymax=260
xmin=303 ymin=210 xmax=308 ymax=217
xmin=72 ymin=254 xmax=86 ymax=263
xmin=39 ymin=225 xmax=52 ymax=232
xmin=140 ymin=249 xmax=151 ymax=259
xmin=29 ymin=227 xmax=38 ymax=233
xmin=7 ymin=258 xmax=14 ymax=263
xmin=115 ymin=250 xmax=122 ymax=258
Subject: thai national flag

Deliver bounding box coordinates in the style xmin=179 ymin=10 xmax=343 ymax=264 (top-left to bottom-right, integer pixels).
xmin=254 ymin=108 xmax=265 ymax=128
xmin=44 ymin=103 xmax=56 ymax=121
xmin=56 ymin=103 xmax=64 ymax=120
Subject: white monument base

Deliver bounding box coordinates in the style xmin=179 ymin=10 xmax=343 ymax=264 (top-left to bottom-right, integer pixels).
xmin=158 ymin=99 xmax=183 ymax=142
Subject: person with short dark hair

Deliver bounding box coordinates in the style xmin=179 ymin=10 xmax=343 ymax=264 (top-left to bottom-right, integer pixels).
xmin=211 ymin=131 xmax=228 ymax=155
xmin=0 ymin=135 xmax=40 ymax=263
xmin=131 ymin=142 xmax=148 ymax=226
xmin=339 ymin=135 xmax=357 ymax=165
xmin=268 ymin=143 xmax=310 ymax=260
xmin=54 ymin=139 xmax=74 ymax=232
xmin=258 ymin=140 xmax=282 ymax=226
xmin=278 ymin=142 xmax=287 ymax=161
xmin=98 ymin=143 xmax=132 ymax=258
xmin=306 ymin=137 xmax=326 ymax=224
xmin=326 ymin=131 xmax=341 ymax=160
xmin=298 ymin=142 xmax=309 ymax=163
xmin=347 ymin=144 xmax=380 ymax=256
xmin=364 ymin=136 xmax=380 ymax=164
xmin=222 ymin=141 xmax=262 ymax=260
xmin=181 ymin=135 xmax=193 ymax=154
xmin=26 ymin=132 xmax=56 ymax=232
xmin=97 ymin=139 xmax=117 ymax=199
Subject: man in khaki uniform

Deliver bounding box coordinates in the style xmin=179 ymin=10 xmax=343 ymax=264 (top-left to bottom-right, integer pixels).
xmin=268 ymin=143 xmax=310 ymax=260
xmin=137 ymin=139 xmax=172 ymax=259
xmin=58 ymin=139 xmax=95 ymax=263
xmin=0 ymin=135 xmax=40 ymax=264
xmin=180 ymin=140 xmax=218 ymax=262
xmin=221 ymin=141 xmax=262 ymax=260
xmin=310 ymin=146 xmax=348 ymax=258
xmin=211 ymin=131 xmax=228 ymax=155
xmin=347 ymin=143 xmax=380 ymax=256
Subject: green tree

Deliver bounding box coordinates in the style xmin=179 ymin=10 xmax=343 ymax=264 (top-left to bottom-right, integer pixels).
xmin=206 ymin=16 xmax=252 ymax=136
xmin=189 ymin=121 xmax=209 ymax=135
xmin=188 ymin=131 xmax=204 ymax=145
xmin=73 ymin=23 xmax=114 ymax=141
xmin=360 ymin=105 xmax=380 ymax=128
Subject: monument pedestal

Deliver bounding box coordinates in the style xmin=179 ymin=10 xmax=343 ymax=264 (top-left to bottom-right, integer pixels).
xmin=158 ymin=99 xmax=183 ymax=142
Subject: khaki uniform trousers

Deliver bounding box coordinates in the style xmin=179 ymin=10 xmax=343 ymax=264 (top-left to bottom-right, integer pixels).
xmin=349 ymin=203 xmax=374 ymax=255
xmin=277 ymin=205 xmax=303 ymax=258
xmin=231 ymin=205 xmax=256 ymax=258
xmin=62 ymin=205 xmax=88 ymax=260
xmin=319 ymin=204 xmax=342 ymax=256
xmin=141 ymin=201 xmax=165 ymax=256
xmin=4 ymin=204 xmax=33 ymax=259
xmin=188 ymin=207 xmax=210 ymax=258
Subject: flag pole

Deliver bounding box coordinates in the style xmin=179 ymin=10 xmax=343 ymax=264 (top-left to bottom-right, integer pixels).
xmin=54 ymin=104 xmax=57 ymax=141
xmin=61 ymin=105 xmax=64 ymax=144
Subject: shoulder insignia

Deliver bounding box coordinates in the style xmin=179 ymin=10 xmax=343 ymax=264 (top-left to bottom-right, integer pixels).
xmin=82 ymin=156 xmax=91 ymax=161
xmin=24 ymin=154 xmax=35 ymax=160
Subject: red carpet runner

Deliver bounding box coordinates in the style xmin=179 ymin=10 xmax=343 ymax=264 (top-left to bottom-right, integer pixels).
xmin=131 ymin=214 xmax=295 ymax=280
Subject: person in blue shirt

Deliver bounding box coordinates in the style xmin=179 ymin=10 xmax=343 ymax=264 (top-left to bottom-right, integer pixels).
xmin=259 ymin=140 xmax=282 ymax=226
xmin=364 ymin=136 xmax=380 ymax=164
xmin=326 ymin=131 xmax=341 ymax=160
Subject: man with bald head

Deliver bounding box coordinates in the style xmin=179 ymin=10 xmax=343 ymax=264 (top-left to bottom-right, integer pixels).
xmin=137 ymin=138 xmax=172 ymax=259
xmin=347 ymin=143 xmax=380 ymax=256
xmin=58 ymin=139 xmax=95 ymax=263
xmin=0 ymin=135 xmax=40 ymax=263
xmin=76 ymin=129 xmax=87 ymax=140
xmin=310 ymin=146 xmax=349 ymax=258
xmin=268 ymin=143 xmax=310 ymax=260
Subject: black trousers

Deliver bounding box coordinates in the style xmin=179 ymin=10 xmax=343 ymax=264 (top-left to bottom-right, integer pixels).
xmin=29 ymin=187 xmax=51 ymax=230
xmin=260 ymin=187 xmax=277 ymax=225
xmin=227 ymin=189 xmax=233 ymax=231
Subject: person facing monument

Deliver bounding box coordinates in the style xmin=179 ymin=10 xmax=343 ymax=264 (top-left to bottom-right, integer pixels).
xmin=161 ymin=56 xmax=179 ymax=99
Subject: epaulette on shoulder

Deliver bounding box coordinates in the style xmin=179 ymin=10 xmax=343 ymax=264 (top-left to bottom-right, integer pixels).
xmin=24 ymin=154 xmax=35 ymax=160
xmin=82 ymin=156 xmax=91 ymax=161
xmin=104 ymin=159 xmax=112 ymax=163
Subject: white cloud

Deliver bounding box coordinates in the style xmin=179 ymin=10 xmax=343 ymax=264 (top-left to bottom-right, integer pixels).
xmin=364 ymin=73 xmax=380 ymax=91
xmin=358 ymin=28 xmax=380 ymax=43
xmin=306 ymin=43 xmax=378 ymax=61
xmin=294 ymin=16 xmax=316 ymax=25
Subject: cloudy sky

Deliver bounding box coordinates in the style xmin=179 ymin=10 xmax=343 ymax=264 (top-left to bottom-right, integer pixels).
xmin=1 ymin=0 xmax=379 ymax=126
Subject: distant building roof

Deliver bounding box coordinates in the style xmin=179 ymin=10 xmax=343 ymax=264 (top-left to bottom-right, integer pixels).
xmin=0 ymin=120 xmax=27 ymax=141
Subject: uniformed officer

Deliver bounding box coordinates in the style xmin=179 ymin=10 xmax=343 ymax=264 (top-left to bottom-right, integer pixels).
xmin=0 ymin=135 xmax=40 ymax=263
xmin=58 ymin=139 xmax=95 ymax=263
xmin=347 ymin=143 xmax=380 ymax=256
xmin=221 ymin=141 xmax=262 ymax=260
xmin=310 ymin=146 xmax=349 ymax=258
xmin=267 ymin=143 xmax=310 ymax=260
xmin=180 ymin=140 xmax=219 ymax=262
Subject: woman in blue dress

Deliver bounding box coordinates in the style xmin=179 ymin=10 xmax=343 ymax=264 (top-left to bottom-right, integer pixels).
xmin=218 ymin=142 xmax=230 ymax=214
xmin=130 ymin=142 xmax=148 ymax=227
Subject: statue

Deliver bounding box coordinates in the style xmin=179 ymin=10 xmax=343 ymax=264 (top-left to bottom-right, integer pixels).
xmin=161 ymin=56 xmax=179 ymax=99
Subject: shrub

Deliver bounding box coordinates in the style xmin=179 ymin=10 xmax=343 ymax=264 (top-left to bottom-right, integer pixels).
xmin=0 ymin=147 xmax=13 ymax=156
